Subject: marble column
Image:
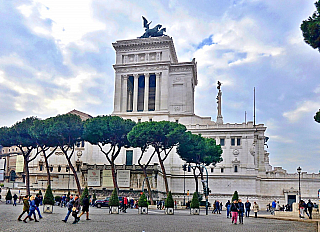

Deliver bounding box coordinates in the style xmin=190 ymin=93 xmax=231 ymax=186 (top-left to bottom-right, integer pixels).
xmin=155 ymin=72 xmax=160 ymax=111
xmin=133 ymin=74 xmax=139 ymax=112
xmin=122 ymin=75 xmax=128 ymax=112
xmin=144 ymin=73 xmax=149 ymax=112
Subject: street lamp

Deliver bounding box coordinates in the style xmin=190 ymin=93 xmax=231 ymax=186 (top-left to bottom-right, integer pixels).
xmin=182 ymin=164 xmax=187 ymax=206
xmin=297 ymin=166 xmax=302 ymax=201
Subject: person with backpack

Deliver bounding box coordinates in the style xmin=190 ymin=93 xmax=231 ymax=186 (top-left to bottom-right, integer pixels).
xmin=307 ymin=200 xmax=314 ymax=219
xmin=62 ymin=195 xmax=74 ymax=223
xmin=18 ymin=195 xmax=31 ymax=221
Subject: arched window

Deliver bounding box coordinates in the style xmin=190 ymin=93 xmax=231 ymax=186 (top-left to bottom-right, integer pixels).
xmin=9 ymin=170 xmax=16 ymax=181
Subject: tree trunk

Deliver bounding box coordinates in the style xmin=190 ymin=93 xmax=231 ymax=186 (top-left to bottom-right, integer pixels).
xmin=157 ymin=152 xmax=169 ymax=194
xmin=193 ymin=168 xmax=198 ymax=194
xmin=24 ymin=156 xmax=30 ymax=195
xmin=65 ymin=155 xmax=82 ymax=195
xmin=141 ymin=166 xmax=154 ymax=205
xmin=111 ymin=162 xmax=118 ymax=191
xmin=43 ymin=150 xmax=51 ymax=186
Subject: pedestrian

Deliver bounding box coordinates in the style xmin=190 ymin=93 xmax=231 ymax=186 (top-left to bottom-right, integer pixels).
xmin=35 ymin=194 xmax=43 ymax=219
xmin=62 ymin=195 xmax=74 ymax=223
xmin=39 ymin=195 xmax=43 ymax=205
xmin=130 ymin=198 xmax=134 ymax=208
xmin=271 ymin=200 xmax=276 ymax=215
xmin=303 ymin=200 xmax=310 ymax=218
xmin=18 ymin=195 xmax=30 ymax=221
xmin=245 ymin=200 xmax=251 ymax=217
xmin=253 ymin=202 xmax=259 ymax=218
xmin=79 ymin=194 xmax=91 ymax=220
xmin=307 ymin=199 xmax=314 ymax=219
xmin=123 ymin=196 xmax=128 ymax=212
xmin=220 ymin=202 xmax=223 ymax=212
xmin=225 ymin=200 xmax=231 ymax=218
xmin=212 ymin=200 xmax=217 ymax=213
xmin=238 ymin=199 xmax=245 ymax=224
xmin=231 ymin=200 xmax=239 ymax=224
xmin=13 ymin=194 xmax=18 ymax=206
xmin=72 ymin=195 xmax=81 ymax=224
xmin=299 ymin=200 xmax=305 ymax=218
xmin=23 ymin=196 xmax=39 ymax=223
xmin=61 ymin=194 xmax=66 ymax=207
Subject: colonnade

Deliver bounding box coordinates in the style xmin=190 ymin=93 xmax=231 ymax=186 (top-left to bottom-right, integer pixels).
xmin=121 ymin=73 xmax=160 ymax=112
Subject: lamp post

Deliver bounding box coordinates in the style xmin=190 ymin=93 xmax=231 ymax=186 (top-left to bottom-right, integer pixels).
xmin=182 ymin=164 xmax=186 ymax=206
xmin=297 ymin=166 xmax=302 ymax=201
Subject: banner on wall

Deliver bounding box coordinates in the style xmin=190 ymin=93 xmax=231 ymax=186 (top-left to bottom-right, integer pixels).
xmin=0 ymin=170 xmax=4 ymax=181
xmin=0 ymin=158 xmax=5 ymax=170
xmin=87 ymin=170 xmax=100 ymax=186
xmin=117 ymin=170 xmax=130 ymax=188
xmin=102 ymin=170 xmax=113 ymax=188
xmin=15 ymin=155 xmax=24 ymax=173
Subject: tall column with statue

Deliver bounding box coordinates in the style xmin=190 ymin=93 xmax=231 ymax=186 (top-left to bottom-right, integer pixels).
xmin=216 ymin=81 xmax=223 ymax=124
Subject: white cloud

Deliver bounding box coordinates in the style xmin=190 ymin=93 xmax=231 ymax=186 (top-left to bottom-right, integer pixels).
xmin=283 ymin=101 xmax=319 ymax=123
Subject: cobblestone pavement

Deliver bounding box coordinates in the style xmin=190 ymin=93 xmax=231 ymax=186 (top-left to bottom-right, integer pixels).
xmin=0 ymin=204 xmax=317 ymax=232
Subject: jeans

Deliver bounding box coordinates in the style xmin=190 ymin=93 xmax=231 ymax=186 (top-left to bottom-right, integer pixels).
xmin=64 ymin=209 xmax=72 ymax=221
xmin=239 ymin=212 xmax=244 ymax=224
xmin=245 ymin=209 xmax=250 ymax=217
xmin=35 ymin=206 xmax=42 ymax=218
xmin=227 ymin=208 xmax=230 ymax=218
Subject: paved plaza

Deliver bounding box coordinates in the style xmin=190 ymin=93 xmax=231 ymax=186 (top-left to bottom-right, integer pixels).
xmin=0 ymin=204 xmax=317 ymax=232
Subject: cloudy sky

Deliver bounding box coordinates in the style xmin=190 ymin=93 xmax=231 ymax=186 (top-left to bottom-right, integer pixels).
xmin=1 ymin=0 xmax=320 ymax=173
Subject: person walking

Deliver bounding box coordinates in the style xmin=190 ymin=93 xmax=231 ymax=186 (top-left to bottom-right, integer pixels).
xmin=253 ymin=202 xmax=259 ymax=218
xmin=238 ymin=199 xmax=245 ymax=224
xmin=18 ymin=195 xmax=30 ymax=221
xmin=35 ymin=194 xmax=43 ymax=219
xmin=79 ymin=195 xmax=91 ymax=220
xmin=212 ymin=200 xmax=217 ymax=213
xmin=23 ymin=196 xmax=38 ymax=223
xmin=62 ymin=195 xmax=74 ymax=223
xmin=231 ymin=200 xmax=239 ymax=224
xmin=13 ymin=194 xmax=18 ymax=206
xmin=299 ymin=200 xmax=305 ymax=218
xmin=72 ymin=195 xmax=81 ymax=224
xmin=307 ymin=199 xmax=314 ymax=219
xmin=225 ymin=200 xmax=231 ymax=218
xmin=245 ymin=200 xmax=251 ymax=217
xmin=271 ymin=200 xmax=276 ymax=215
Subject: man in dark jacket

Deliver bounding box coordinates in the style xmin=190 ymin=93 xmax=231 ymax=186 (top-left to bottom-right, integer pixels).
xmin=13 ymin=194 xmax=18 ymax=206
xmin=79 ymin=195 xmax=90 ymax=220
xmin=307 ymin=200 xmax=314 ymax=219
xmin=34 ymin=194 xmax=42 ymax=219
xmin=62 ymin=195 xmax=74 ymax=223
xmin=245 ymin=200 xmax=251 ymax=217
xmin=238 ymin=199 xmax=245 ymax=224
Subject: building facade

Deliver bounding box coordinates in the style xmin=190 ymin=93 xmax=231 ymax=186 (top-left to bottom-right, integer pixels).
xmin=1 ymin=36 xmax=319 ymax=207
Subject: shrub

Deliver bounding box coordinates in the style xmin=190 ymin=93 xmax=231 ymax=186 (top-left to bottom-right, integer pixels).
xmin=190 ymin=192 xmax=200 ymax=208
xmin=109 ymin=188 xmax=119 ymax=206
xmin=80 ymin=186 xmax=89 ymax=206
xmin=165 ymin=191 xmax=174 ymax=208
xmin=43 ymin=185 xmax=55 ymax=205
xmin=6 ymin=189 xmax=12 ymax=200
xmin=232 ymin=191 xmax=239 ymax=202
xmin=138 ymin=192 xmax=148 ymax=207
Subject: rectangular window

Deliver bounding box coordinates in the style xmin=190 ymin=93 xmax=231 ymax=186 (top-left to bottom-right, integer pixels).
xmin=148 ymin=75 xmax=156 ymax=111
xmin=234 ymin=166 xmax=238 ymax=173
xmin=231 ymin=137 xmax=241 ymax=146
xmin=126 ymin=150 xmax=133 ymax=165
xmin=149 ymin=118 xmax=152 ymax=122
xmin=231 ymin=138 xmax=235 ymax=146
xmin=237 ymin=138 xmax=241 ymax=146
xmin=221 ymin=168 xmax=224 ymax=173
xmin=220 ymin=138 xmax=225 ymax=146
xmin=39 ymin=165 xmax=43 ymax=171
xmin=138 ymin=119 xmax=141 ymax=123
xmin=50 ymin=166 xmax=53 ymax=172
xmin=66 ymin=166 xmax=69 ymax=172
xmin=211 ymin=168 xmax=214 ymax=173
